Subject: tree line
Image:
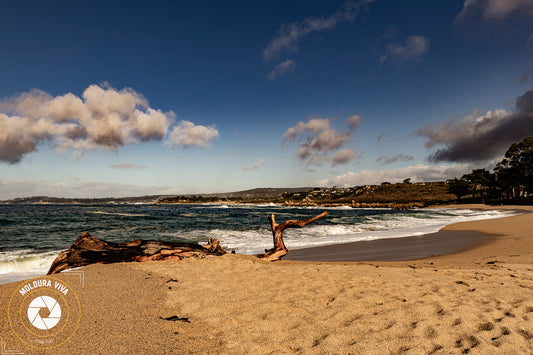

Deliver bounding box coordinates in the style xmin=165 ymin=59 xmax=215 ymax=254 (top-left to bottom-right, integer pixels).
xmin=447 ymin=137 xmax=533 ymax=204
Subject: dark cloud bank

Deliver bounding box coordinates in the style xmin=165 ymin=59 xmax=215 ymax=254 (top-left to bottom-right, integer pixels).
xmin=417 ymin=88 xmax=533 ymax=164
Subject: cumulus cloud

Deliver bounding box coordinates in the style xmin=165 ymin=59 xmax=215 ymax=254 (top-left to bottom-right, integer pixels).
xmin=267 ymin=59 xmax=296 ymax=80
xmin=282 ymin=117 xmax=358 ymax=167
xmin=346 ymin=114 xmax=362 ymax=130
xmin=110 ymin=163 xmax=147 ymax=170
xmin=381 ymin=35 xmax=429 ymax=64
xmin=416 ymin=88 xmax=533 ymax=163
xmin=166 ymin=120 xmax=219 ymax=148
xmin=0 ymin=84 xmax=219 ymax=163
xmin=456 ymin=0 xmax=533 ymax=22
xmin=315 ymin=164 xmax=472 ymax=187
xmin=376 ymin=154 xmax=414 ymax=165
xmin=263 ymin=0 xmax=374 ymax=62
xmin=243 ymin=158 xmax=268 ymax=171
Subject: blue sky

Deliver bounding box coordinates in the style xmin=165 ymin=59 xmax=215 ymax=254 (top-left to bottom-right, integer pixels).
xmin=1 ymin=0 xmax=533 ymax=198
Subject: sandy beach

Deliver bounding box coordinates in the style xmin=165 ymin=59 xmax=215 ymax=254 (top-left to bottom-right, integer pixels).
xmin=1 ymin=204 xmax=532 ymax=354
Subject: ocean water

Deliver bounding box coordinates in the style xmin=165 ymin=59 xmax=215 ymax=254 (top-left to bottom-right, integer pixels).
xmin=0 ymin=204 xmax=517 ymax=284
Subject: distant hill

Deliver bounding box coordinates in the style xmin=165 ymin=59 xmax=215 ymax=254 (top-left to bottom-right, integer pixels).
xmin=276 ymin=182 xmax=455 ymax=208
xmin=0 ymin=188 xmax=313 ymax=205
xmin=158 ymin=182 xmax=456 ymax=207
xmin=0 ymin=195 xmax=168 ymax=204
xmin=203 ymin=187 xmax=314 ymax=199
xmin=159 ymin=187 xmax=314 ymax=204
xmin=1 ymin=182 xmax=456 ymax=207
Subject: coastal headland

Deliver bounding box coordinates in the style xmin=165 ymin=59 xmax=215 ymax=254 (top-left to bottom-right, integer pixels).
xmin=1 ymin=204 xmax=532 ymax=354
xmin=1 ymin=182 xmax=457 ymax=208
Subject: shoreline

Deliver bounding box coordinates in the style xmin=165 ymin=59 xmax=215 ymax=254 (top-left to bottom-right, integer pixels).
xmin=285 ymin=229 xmax=498 ymax=263
xmin=288 ymin=204 xmax=533 ymax=268
xmin=0 ymin=204 xmax=528 ymax=284
xmin=1 ymin=204 xmax=532 ymax=353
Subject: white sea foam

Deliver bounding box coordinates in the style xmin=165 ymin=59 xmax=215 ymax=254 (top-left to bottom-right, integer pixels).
xmin=201 ymin=208 xmax=519 ymax=255
xmin=0 ymin=250 xmax=60 ymax=284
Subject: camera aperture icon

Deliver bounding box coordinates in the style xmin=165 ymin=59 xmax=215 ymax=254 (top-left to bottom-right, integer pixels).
xmin=9 ymin=276 xmax=81 ymax=349
xmin=27 ymin=296 xmax=62 ymax=330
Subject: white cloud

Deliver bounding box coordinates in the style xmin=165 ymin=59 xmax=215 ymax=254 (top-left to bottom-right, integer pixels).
xmin=376 ymin=154 xmax=414 ymax=165
xmin=0 ymin=114 xmax=41 ymax=164
xmin=346 ymin=114 xmax=362 ymax=130
xmin=263 ymin=1 xmax=375 ymax=79
xmin=263 ymin=0 xmax=375 ymax=62
xmin=382 ymin=35 xmax=429 ymax=63
xmin=283 ymin=117 xmax=354 ymax=166
xmin=110 ymin=163 xmax=147 ymax=170
xmin=0 ymin=84 xmax=220 ymax=163
xmin=332 ymin=149 xmax=356 ymax=166
xmin=283 ymin=118 xmax=332 ymax=139
xmin=267 ymin=59 xmax=296 ymax=80
xmin=243 ymin=158 xmax=268 ymax=171
xmin=263 ymin=1 xmax=375 ymax=80
xmin=315 ymin=164 xmax=472 ymax=187
xmin=0 ymin=84 xmax=174 ymax=163
xmin=166 ymin=120 xmax=219 ymax=148
xmin=456 ymin=0 xmax=533 ymax=21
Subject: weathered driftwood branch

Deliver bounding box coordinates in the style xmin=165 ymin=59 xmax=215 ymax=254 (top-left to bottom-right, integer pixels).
xmin=262 ymin=211 xmax=329 ymax=261
xmin=48 ymin=212 xmax=329 ymax=273
xmin=47 ymin=232 xmax=227 ymax=275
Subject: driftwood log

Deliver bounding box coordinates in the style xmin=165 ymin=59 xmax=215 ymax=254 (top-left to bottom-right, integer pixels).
xmin=47 ymin=232 xmax=227 ymax=275
xmin=262 ymin=211 xmax=329 ymax=261
xmin=47 ymin=211 xmax=329 ymax=273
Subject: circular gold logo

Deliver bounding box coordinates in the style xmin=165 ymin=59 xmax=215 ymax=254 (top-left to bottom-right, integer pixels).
xmin=8 ymin=276 xmax=81 ymax=349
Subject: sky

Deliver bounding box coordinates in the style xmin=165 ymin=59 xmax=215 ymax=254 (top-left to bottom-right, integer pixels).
xmin=1 ymin=0 xmax=533 ymax=199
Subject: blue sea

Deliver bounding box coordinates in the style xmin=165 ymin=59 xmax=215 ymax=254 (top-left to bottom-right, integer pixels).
xmin=0 ymin=203 xmax=517 ymax=284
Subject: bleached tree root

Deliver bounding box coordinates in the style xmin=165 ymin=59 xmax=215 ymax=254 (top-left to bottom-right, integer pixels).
xmin=47 ymin=232 xmax=227 ymax=275
xmin=262 ymin=211 xmax=329 ymax=261
xmin=47 ymin=212 xmax=329 ymax=273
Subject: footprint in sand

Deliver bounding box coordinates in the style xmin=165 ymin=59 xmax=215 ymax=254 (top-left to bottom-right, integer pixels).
xmin=455 ymin=334 xmax=480 ymax=353
xmin=477 ymin=321 xmax=494 ymax=331
xmin=452 ymin=318 xmax=462 ymax=326
xmin=424 ymin=326 xmax=437 ymax=339
xmin=517 ymin=329 xmax=533 ymax=340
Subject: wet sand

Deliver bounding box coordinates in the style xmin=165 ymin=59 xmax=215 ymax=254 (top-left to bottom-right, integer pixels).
xmin=285 ymin=230 xmax=496 ymax=262
xmin=1 ymin=204 xmax=532 ymax=354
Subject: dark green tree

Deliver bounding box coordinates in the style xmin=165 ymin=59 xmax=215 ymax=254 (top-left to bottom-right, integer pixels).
xmin=447 ymin=178 xmax=471 ymax=201
xmin=495 ymin=137 xmax=533 ymax=199
xmin=462 ymin=169 xmax=491 ymax=202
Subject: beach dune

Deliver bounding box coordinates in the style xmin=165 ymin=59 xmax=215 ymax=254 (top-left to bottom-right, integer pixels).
xmin=1 ymin=205 xmax=532 ymax=354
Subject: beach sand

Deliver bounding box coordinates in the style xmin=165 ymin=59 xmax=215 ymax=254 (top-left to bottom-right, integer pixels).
xmin=1 ymin=204 xmax=532 ymax=354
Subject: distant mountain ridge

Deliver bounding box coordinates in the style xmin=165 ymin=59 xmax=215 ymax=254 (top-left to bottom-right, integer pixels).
xmin=0 ymin=187 xmax=314 ymax=204
xmin=1 ymin=183 xmax=457 ymax=207
xmin=0 ymin=195 xmax=168 ymax=204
